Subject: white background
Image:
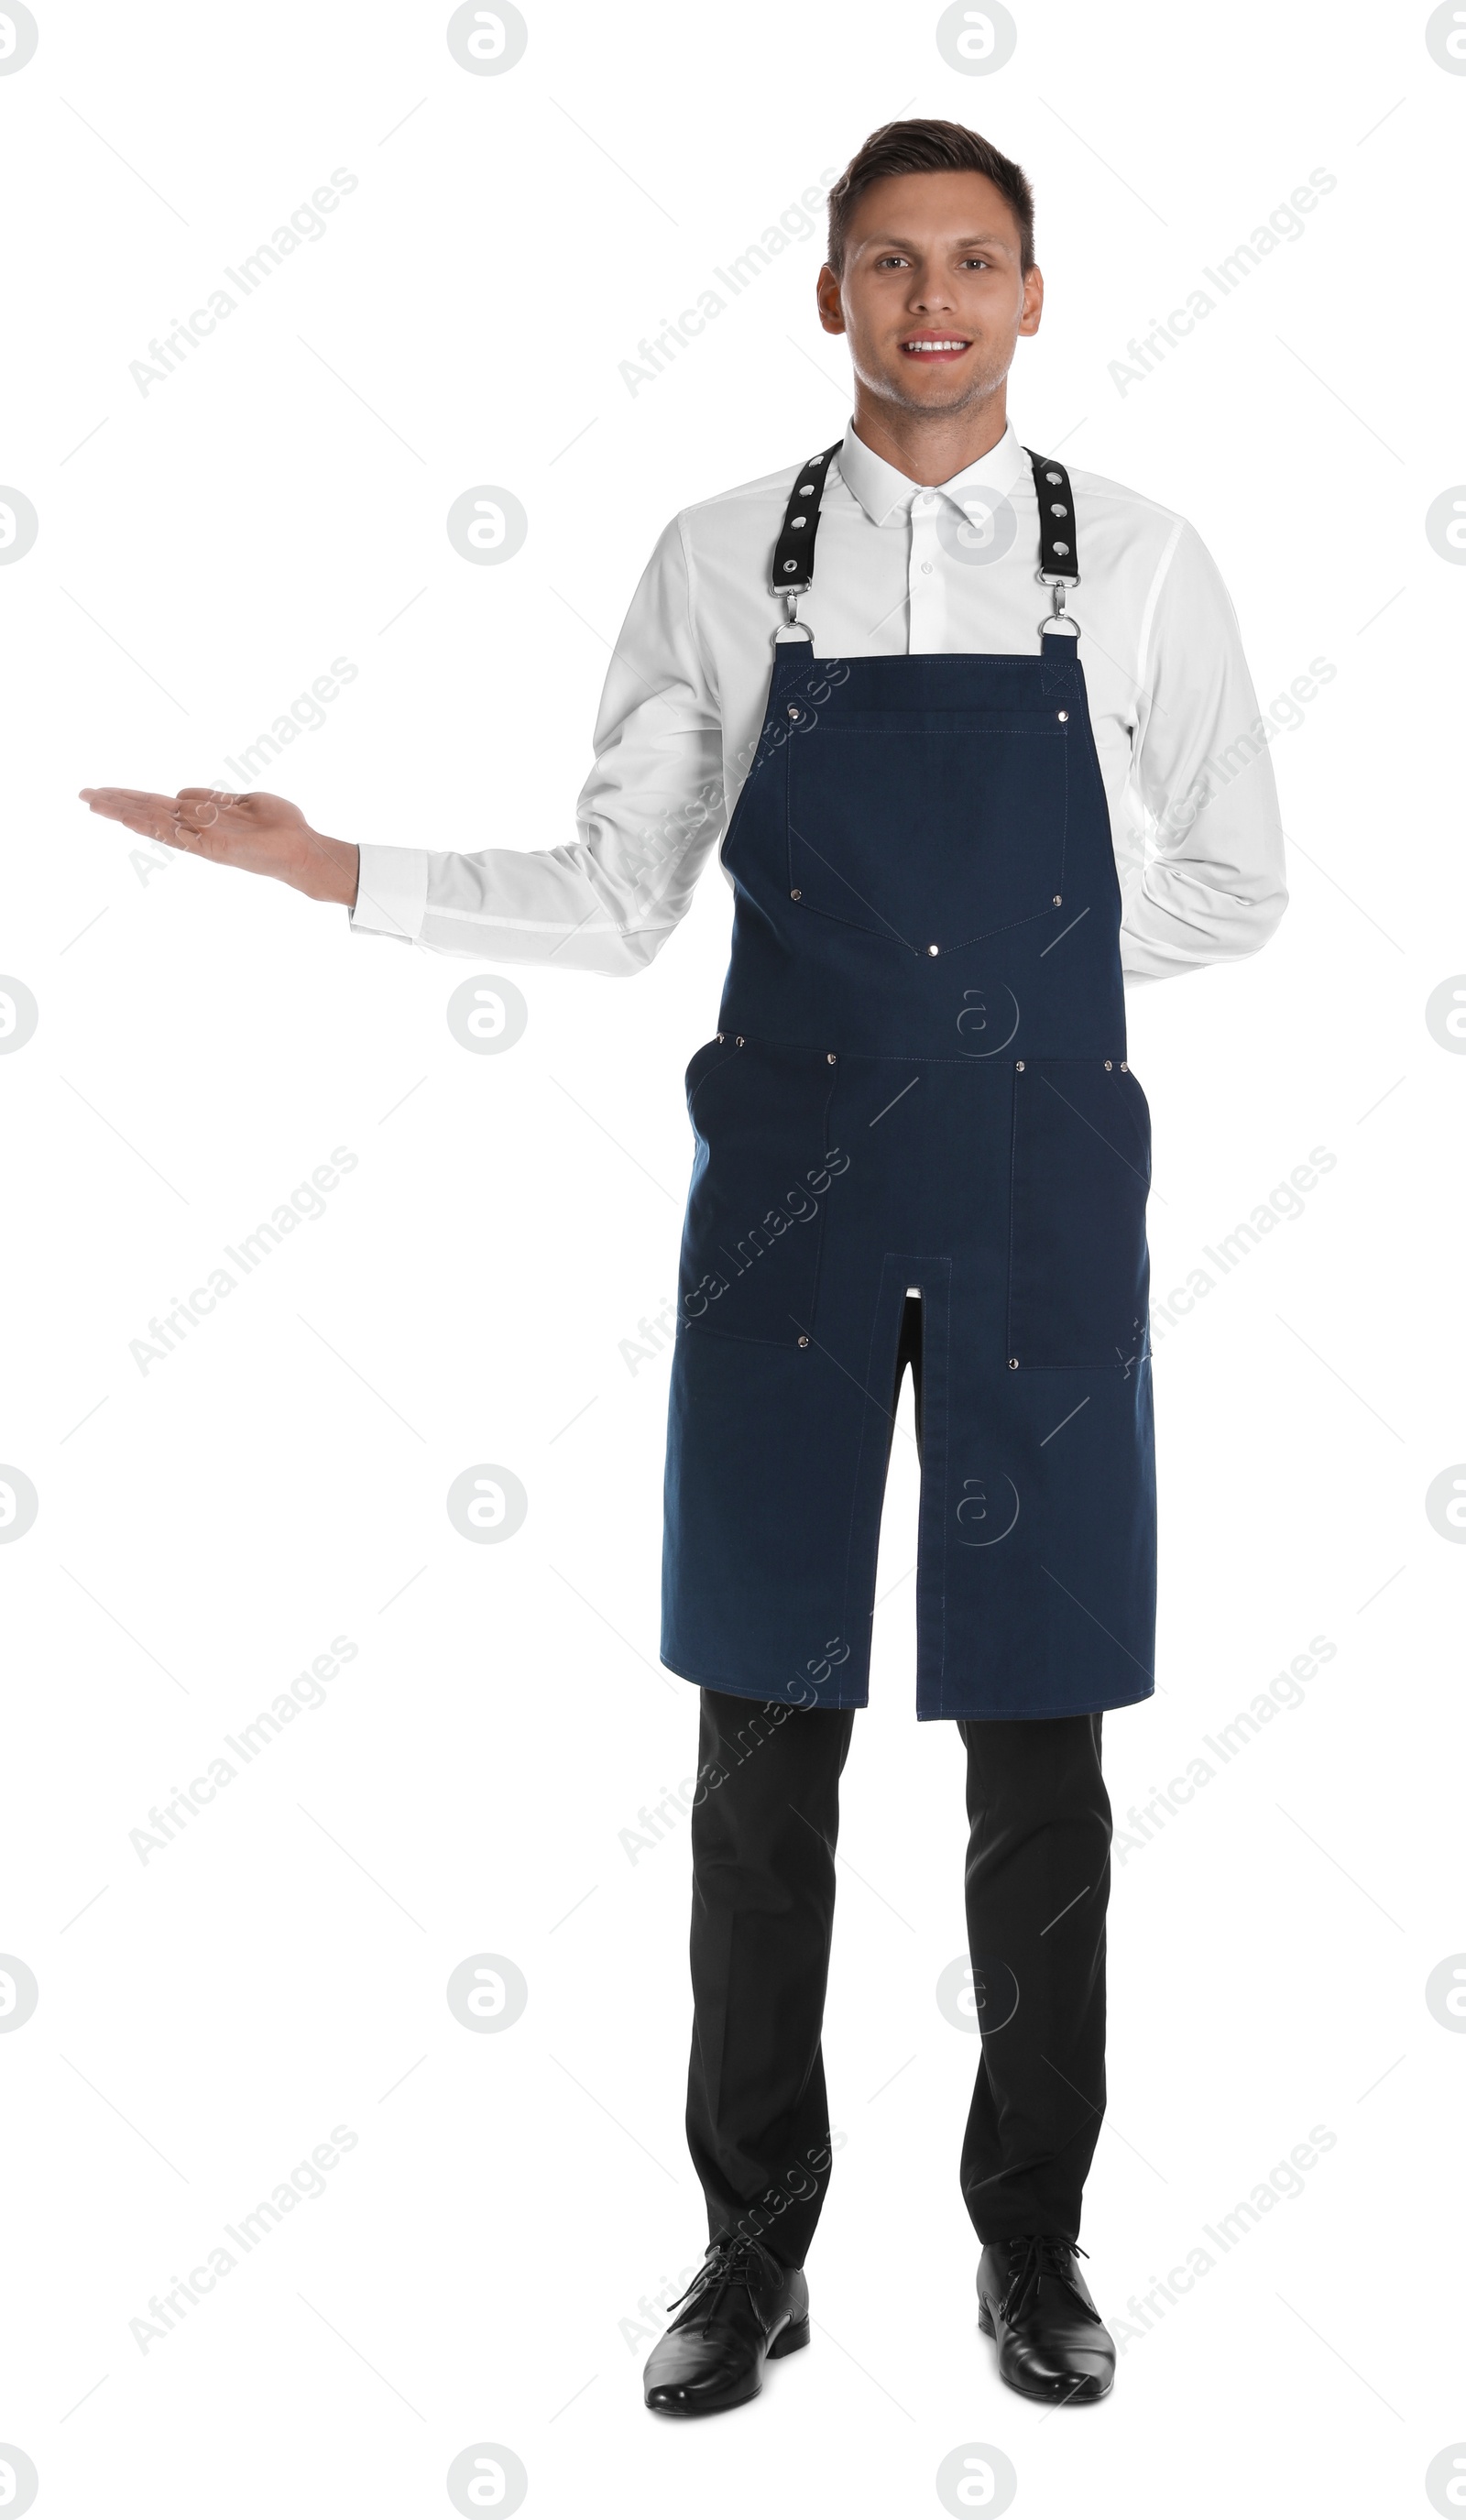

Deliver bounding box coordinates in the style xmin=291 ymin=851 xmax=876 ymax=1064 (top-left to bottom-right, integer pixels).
xmin=1 ymin=2 xmax=1462 ymax=2514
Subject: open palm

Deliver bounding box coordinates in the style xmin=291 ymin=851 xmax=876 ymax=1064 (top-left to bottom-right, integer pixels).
xmin=79 ymin=785 xmax=358 ymax=904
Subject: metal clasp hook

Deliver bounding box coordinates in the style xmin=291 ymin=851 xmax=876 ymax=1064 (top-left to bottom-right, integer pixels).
xmin=1035 ymin=569 xmax=1080 ymax=641
xmin=774 ymin=586 xmax=814 ymax=646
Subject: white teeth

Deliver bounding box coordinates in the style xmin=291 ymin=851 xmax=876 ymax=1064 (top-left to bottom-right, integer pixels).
xmin=905 ymin=339 xmax=967 ymax=352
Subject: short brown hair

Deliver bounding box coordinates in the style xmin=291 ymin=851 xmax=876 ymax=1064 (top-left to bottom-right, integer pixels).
xmin=826 ymin=118 xmax=1035 ymax=275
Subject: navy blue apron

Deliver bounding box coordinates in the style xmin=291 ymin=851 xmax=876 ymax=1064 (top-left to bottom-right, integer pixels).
xmin=662 ymin=446 xmax=1155 ymax=1720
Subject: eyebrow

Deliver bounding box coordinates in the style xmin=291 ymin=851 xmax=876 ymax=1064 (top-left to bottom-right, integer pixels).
xmin=858 ymin=231 xmax=1014 ymax=251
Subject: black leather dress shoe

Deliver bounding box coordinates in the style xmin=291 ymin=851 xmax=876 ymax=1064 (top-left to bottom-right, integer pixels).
xmin=977 ymin=2235 xmax=1115 ymax=2404
xmin=643 ymin=2235 xmax=810 ymax=2416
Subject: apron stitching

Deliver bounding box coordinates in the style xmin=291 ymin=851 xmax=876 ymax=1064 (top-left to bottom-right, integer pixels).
xmin=839 ymin=1260 xmax=904 ymax=1704
xmin=782 ymin=900 xmax=1078 ymax=951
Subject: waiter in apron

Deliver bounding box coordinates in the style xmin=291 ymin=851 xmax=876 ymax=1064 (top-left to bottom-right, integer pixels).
xmin=82 ymin=118 xmax=1287 ymax=2414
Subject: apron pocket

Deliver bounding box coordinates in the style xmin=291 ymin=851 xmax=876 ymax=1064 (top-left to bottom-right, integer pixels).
xmin=788 ymin=716 xmax=1068 ymax=953
xmin=1007 ymin=1060 xmax=1151 ymax=1369
xmin=678 ymin=1039 xmax=843 ymax=1347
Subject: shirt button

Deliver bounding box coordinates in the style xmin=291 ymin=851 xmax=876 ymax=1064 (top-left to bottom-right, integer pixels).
xmin=921 ymin=561 xmax=933 ymax=575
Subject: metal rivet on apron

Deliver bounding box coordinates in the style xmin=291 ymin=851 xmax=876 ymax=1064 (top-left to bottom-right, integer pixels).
xmin=1054 ymin=542 xmax=1070 ymax=555
xmin=1104 ymin=1059 xmax=1112 ymax=1070
xmin=1052 ymin=894 xmax=1063 ymax=905
xmin=735 ymin=1035 xmax=745 ymax=1046
xmin=1121 ymin=1061 xmax=1129 ymax=1072
xmin=797 ymin=1334 xmax=810 ymax=1347
xmin=826 ymin=1052 xmax=837 ymax=1064
xmin=927 ymin=944 xmax=940 ymax=957
xmin=1015 ymin=1060 xmax=1025 ymax=1071
xmin=791 ymin=886 xmax=802 ymax=899
xmin=1049 ymin=501 xmax=1068 ymax=518
xmin=1009 ymin=1356 xmax=1020 ymax=1369
xmin=1045 ymin=468 xmax=1062 ymax=483
xmin=1056 ymin=709 xmax=1069 ymax=721
xmin=791 ymin=516 xmax=807 ymax=530
xmin=787 ymin=706 xmax=801 ymax=719
xmin=798 ymin=483 xmax=815 ymax=495
xmin=717 ymin=1031 xmax=725 ymax=1041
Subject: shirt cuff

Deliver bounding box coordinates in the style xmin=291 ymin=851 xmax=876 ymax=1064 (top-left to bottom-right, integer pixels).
xmin=350 ymin=845 xmax=429 ymax=942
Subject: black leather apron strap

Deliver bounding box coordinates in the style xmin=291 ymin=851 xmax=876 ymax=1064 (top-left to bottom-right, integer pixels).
xmin=1024 ymin=447 xmax=1079 ymax=585
xmin=770 ymin=443 xmax=842 ymax=596
xmin=769 ymin=440 xmax=1081 ymax=623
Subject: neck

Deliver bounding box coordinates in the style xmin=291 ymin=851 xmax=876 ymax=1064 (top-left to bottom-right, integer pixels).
xmin=848 ymin=379 xmax=1010 ymax=487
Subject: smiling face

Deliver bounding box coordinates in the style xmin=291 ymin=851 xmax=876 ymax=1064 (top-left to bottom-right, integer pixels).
xmin=816 ymin=168 xmax=1042 ymax=421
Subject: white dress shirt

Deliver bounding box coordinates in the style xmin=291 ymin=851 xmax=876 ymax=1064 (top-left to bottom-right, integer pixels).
xmin=351 ymin=420 xmax=1286 ymax=985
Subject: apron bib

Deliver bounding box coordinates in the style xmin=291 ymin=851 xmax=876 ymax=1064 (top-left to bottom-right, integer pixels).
xmin=661 ymin=447 xmax=1155 ymax=1720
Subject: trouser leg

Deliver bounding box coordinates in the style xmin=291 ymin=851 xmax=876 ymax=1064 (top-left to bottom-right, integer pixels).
xmin=893 ymin=1295 xmax=1111 ymax=2240
xmin=685 ymin=1684 xmax=855 ymax=2271
xmin=956 ymin=1709 xmax=1112 ymax=2240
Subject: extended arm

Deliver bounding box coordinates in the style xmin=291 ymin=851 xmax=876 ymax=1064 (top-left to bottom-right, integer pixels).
xmin=81 ymin=517 xmax=727 ymax=980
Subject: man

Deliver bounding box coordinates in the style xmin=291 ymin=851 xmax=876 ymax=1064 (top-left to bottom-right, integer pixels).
xmin=82 ymin=118 xmax=1286 ymax=2414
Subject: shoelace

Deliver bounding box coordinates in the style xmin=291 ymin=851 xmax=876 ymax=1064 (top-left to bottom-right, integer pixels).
xmin=664 ymin=2237 xmax=776 ymax=2337
xmin=998 ymin=2234 xmax=1100 ymax=2328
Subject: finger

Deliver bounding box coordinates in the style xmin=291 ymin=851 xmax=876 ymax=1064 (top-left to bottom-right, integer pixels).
xmin=80 ymin=787 xmax=179 ymax=816
xmin=78 ymin=788 xmax=194 ymax=844
xmin=175 ymin=787 xmax=243 ymax=804
xmin=81 ymin=787 xmax=181 ymax=827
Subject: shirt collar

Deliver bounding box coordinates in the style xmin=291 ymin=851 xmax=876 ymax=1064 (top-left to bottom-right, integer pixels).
xmin=834 ymin=418 xmax=1033 ymax=527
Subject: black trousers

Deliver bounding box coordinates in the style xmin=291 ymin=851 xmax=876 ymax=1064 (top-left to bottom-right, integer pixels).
xmin=684 ymin=1299 xmax=1113 ymax=2268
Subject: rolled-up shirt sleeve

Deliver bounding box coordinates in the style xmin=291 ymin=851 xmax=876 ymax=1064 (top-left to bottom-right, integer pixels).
xmin=350 ymin=515 xmax=727 ymax=973
xmin=1119 ymin=521 xmax=1289 ymax=982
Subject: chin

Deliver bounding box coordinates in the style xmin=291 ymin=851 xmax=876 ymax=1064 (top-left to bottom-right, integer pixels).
xmin=885 ymin=367 xmax=991 ymax=412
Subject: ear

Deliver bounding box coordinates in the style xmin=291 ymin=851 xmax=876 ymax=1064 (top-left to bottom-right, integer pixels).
xmin=1018 ymin=265 xmax=1045 ymax=339
xmin=815 ymin=264 xmax=847 ymax=337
